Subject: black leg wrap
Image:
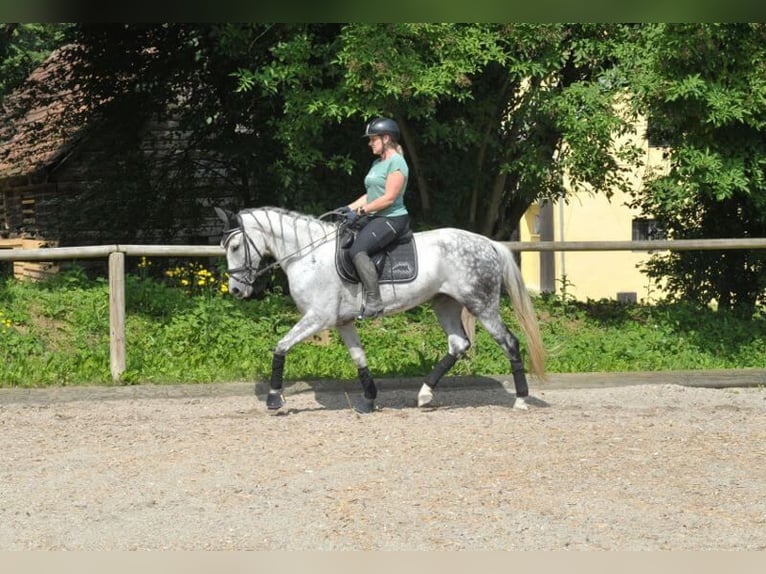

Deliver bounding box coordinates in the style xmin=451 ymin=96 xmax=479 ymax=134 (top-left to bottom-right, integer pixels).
xmin=270 ymin=353 xmax=286 ymax=391
xmin=358 ymin=366 xmax=377 ymax=400
xmin=512 ymin=367 xmax=529 ymax=398
xmin=426 ymin=353 xmax=458 ymax=389
xmin=264 ymin=353 xmax=287 ymax=410
xmin=506 ymin=332 xmax=528 ymax=398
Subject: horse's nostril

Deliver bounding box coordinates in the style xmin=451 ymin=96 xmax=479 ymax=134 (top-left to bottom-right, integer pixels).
xmin=230 ymin=286 xmax=240 ymax=296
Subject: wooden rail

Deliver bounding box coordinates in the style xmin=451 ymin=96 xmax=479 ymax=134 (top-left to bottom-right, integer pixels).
xmin=0 ymin=244 xmax=225 ymax=261
xmin=1 ymin=238 xmax=765 ymax=383
xmin=501 ymin=238 xmax=766 ymax=252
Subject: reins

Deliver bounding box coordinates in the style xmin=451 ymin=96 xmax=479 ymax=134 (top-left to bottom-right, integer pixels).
xmin=225 ymin=209 xmax=344 ymax=285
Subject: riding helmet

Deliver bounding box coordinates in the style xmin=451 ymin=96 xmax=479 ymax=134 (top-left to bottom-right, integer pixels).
xmin=362 ymin=117 xmax=400 ymax=141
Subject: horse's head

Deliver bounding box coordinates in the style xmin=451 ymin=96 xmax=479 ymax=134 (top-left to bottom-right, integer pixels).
xmin=215 ymin=207 xmax=266 ymax=299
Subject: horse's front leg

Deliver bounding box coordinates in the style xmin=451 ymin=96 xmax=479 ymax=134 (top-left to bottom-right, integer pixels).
xmin=265 ymin=312 xmax=328 ymax=411
xmin=337 ymin=323 xmax=377 ymax=414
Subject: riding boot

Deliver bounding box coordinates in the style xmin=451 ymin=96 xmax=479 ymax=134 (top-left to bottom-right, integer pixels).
xmin=352 ymin=252 xmax=384 ymax=319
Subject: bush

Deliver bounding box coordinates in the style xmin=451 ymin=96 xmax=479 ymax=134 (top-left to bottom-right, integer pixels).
xmin=0 ymin=269 xmax=764 ymax=387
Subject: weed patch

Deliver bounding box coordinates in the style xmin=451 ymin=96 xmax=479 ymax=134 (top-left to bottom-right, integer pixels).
xmin=1 ymin=271 xmax=764 ymax=387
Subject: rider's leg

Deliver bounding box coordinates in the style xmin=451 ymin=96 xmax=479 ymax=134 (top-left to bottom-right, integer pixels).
xmin=352 ymin=251 xmax=384 ymax=319
xmin=348 ymin=217 xmax=397 ymax=320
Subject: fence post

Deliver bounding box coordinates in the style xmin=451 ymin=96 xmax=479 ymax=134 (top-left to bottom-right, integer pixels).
xmin=108 ymin=251 xmax=126 ymax=383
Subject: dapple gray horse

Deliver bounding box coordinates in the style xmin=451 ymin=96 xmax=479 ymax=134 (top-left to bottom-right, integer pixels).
xmin=216 ymin=206 xmax=546 ymax=413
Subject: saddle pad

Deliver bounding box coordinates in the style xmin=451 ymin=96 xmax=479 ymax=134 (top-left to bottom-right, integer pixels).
xmin=335 ymin=235 xmax=418 ymax=284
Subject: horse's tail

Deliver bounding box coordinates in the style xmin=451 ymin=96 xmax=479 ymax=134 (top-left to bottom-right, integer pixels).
xmin=492 ymin=241 xmax=547 ymax=382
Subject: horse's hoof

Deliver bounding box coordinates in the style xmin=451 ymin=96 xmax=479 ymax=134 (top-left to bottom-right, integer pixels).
xmin=266 ymin=391 xmax=285 ymax=410
xmin=417 ymin=384 xmax=434 ymax=408
xmin=354 ymin=397 xmax=375 ymax=414
xmin=513 ymin=397 xmax=528 ymax=410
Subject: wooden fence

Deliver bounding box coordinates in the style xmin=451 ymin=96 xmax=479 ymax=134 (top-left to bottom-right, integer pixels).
xmin=2 ymin=238 xmax=765 ymax=383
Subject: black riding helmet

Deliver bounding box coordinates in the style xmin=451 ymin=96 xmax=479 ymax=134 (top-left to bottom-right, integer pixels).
xmin=362 ymin=117 xmax=400 ymax=141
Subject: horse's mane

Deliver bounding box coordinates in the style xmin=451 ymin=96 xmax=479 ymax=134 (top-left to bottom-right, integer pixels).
xmin=239 ymin=206 xmax=337 ymax=254
xmin=241 ymin=206 xmax=334 ymax=231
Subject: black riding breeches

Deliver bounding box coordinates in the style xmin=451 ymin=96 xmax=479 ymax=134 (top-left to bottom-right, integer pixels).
xmin=347 ymin=214 xmax=411 ymax=259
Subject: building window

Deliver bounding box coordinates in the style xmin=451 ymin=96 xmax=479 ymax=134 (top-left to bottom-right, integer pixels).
xmin=632 ymin=218 xmax=664 ymax=241
xmin=646 ymin=116 xmax=672 ymax=148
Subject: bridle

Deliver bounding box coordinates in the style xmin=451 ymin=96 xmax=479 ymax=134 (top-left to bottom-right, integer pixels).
xmin=222 ymin=209 xmax=343 ymax=286
xmin=221 ymin=223 xmax=266 ymax=287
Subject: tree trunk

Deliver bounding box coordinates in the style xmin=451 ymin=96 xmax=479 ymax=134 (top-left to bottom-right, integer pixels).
xmin=470 ymin=75 xmax=514 ymax=229
xmin=469 ymin=121 xmax=492 ymax=229
xmin=480 ymin=170 xmax=509 ymax=237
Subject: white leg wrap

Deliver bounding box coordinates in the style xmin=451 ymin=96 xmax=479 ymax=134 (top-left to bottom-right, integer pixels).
xmin=513 ymin=396 xmax=528 ymax=410
xmin=417 ymin=383 xmax=434 ymax=407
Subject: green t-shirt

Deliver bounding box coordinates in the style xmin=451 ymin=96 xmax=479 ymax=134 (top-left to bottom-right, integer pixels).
xmin=363 ymin=153 xmax=409 ymax=217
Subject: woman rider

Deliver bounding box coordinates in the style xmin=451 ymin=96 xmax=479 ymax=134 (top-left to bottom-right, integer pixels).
xmin=338 ymin=117 xmax=411 ymax=319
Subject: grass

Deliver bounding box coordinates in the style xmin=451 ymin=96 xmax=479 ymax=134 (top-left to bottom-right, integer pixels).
xmin=1 ymin=266 xmax=765 ymax=388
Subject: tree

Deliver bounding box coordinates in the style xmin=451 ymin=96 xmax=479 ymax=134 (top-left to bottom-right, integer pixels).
xmin=629 ymin=24 xmax=766 ymax=316
xmin=0 ymin=23 xmax=71 ymax=104
xmin=232 ymin=23 xmax=641 ymax=238
xmin=45 ymin=24 xmax=291 ymax=242
xmin=28 ymin=24 xmax=642 ymax=243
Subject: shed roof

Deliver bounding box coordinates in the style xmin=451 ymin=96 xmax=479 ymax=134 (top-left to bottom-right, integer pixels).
xmin=0 ymin=44 xmax=94 ymax=181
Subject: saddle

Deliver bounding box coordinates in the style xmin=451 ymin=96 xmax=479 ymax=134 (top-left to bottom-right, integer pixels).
xmin=335 ymin=219 xmax=418 ymax=284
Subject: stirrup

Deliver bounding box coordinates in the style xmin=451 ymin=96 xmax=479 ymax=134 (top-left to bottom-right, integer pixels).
xmin=357 ymin=302 xmax=383 ymax=320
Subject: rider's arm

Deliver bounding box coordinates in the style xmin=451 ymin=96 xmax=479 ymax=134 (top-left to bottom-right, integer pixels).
xmin=348 ymin=194 xmax=367 ymax=212
xmin=359 ymin=171 xmax=404 ymax=215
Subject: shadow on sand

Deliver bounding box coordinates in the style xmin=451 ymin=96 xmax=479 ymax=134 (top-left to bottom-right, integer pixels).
xmin=255 ymin=375 xmax=551 ymax=415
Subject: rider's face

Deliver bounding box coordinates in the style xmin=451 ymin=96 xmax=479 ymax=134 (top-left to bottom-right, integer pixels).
xmin=368 ymin=135 xmax=384 ymax=155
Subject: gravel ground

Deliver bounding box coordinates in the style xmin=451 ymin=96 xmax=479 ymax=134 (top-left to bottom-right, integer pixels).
xmin=1 ymin=376 xmax=765 ymax=550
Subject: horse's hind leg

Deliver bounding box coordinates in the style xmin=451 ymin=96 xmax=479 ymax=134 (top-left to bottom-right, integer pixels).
xmin=337 ymin=323 xmax=377 ymax=414
xmin=474 ymin=310 xmax=530 ymax=410
xmin=418 ymin=295 xmax=472 ymax=408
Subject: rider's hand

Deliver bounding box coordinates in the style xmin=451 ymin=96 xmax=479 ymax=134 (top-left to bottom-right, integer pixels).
xmin=344 ymin=209 xmax=359 ymax=223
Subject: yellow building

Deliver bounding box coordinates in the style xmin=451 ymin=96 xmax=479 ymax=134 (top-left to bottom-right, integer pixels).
xmin=519 ymin=118 xmax=667 ymax=302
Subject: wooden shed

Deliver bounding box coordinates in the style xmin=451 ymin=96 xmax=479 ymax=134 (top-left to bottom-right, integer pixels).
xmin=0 ymin=45 xmax=235 ymax=280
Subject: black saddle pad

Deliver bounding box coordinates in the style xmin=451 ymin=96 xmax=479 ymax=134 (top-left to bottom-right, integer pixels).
xmin=335 ymin=231 xmax=418 ymax=284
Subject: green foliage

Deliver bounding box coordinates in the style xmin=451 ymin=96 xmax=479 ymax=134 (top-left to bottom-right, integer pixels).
xmin=630 ymin=24 xmax=766 ymax=316
xmin=1 ymin=274 xmax=764 ymax=388
xmin=0 ymin=23 xmax=72 ymax=103
xmin=7 ymin=23 xmax=766 ymax=317
xmin=230 ymin=23 xmax=640 ymax=237
xmin=539 ymin=296 xmax=766 ymax=372
xmin=0 ymin=270 xmax=110 ymax=385
xmin=6 ymin=23 xmax=633 ymax=243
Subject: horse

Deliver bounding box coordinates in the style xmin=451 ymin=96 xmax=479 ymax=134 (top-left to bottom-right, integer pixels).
xmin=216 ymin=206 xmax=546 ymax=413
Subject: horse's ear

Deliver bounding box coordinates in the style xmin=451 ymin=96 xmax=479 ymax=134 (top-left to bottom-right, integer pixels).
xmin=214 ymin=206 xmax=235 ymax=229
